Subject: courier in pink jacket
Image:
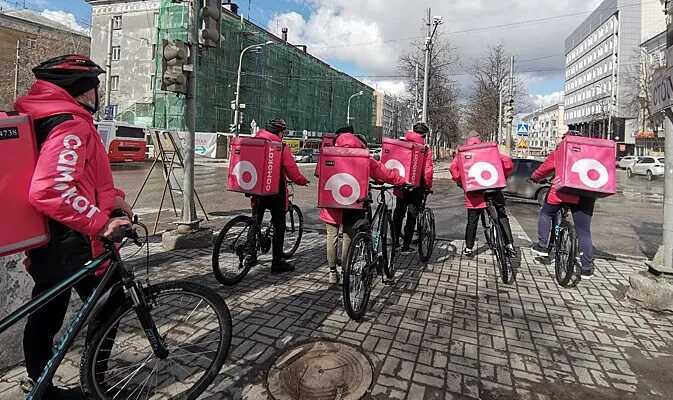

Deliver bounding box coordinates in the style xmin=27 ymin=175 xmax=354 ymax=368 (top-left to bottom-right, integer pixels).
xmin=14 ymin=54 xmax=131 ymax=393
xmin=392 ymin=123 xmax=434 ymax=252
xmin=319 ymin=129 xmax=405 ymax=284
xmin=449 ymin=132 xmax=515 ymax=257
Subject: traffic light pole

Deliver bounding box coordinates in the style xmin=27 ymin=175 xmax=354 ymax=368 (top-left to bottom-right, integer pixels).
xmin=179 ymin=0 xmax=199 ymax=232
xmin=505 ymin=55 xmax=514 ymax=155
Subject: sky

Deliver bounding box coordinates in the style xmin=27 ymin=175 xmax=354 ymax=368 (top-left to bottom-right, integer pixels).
xmin=2 ymin=0 xmax=610 ymax=109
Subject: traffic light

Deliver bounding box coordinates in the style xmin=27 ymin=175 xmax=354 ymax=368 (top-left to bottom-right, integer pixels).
xmin=200 ymin=0 xmax=221 ymax=48
xmin=161 ymin=39 xmax=189 ymax=94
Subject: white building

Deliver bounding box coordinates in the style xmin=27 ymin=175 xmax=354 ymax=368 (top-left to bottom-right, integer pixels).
xmin=563 ymin=0 xmax=665 ymax=146
xmin=522 ymin=104 xmax=567 ymax=156
xmin=87 ymin=0 xmax=161 ymax=126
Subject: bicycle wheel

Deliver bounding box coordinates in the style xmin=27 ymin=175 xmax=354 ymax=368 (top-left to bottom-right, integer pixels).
xmin=342 ymin=232 xmax=374 ymax=321
xmin=417 ymin=208 xmax=436 ymax=263
xmin=554 ymin=223 xmax=579 ymax=287
xmin=283 ymin=204 xmax=303 ymax=258
xmin=212 ymin=215 xmax=255 ymax=285
xmin=81 ymin=281 xmax=232 ymax=400
xmin=492 ymin=223 xmax=514 ymax=284
xmin=381 ymin=211 xmax=397 ymax=281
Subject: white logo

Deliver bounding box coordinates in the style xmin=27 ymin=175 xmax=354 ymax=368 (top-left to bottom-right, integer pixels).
xmin=324 ymin=173 xmax=360 ymax=206
xmin=232 ymin=161 xmax=258 ymax=191
xmin=385 ymin=159 xmax=406 ymax=178
xmin=468 ymin=162 xmax=499 ymax=187
xmin=571 ymin=158 xmax=609 ymax=189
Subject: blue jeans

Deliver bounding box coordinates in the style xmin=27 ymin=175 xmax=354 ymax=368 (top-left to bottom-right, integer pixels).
xmin=538 ymin=199 xmax=595 ymax=270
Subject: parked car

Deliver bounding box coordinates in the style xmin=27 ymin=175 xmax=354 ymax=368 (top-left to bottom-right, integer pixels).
xmin=627 ymin=156 xmax=665 ymax=181
xmin=294 ymin=148 xmax=318 ymax=163
xmin=503 ymin=158 xmax=551 ymax=206
xmin=618 ymin=156 xmax=641 ymax=169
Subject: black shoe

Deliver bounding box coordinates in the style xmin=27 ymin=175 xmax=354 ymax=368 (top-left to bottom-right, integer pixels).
xmin=400 ymin=246 xmax=415 ymax=255
xmin=463 ymin=247 xmax=474 ymax=258
xmin=531 ymin=243 xmax=549 ymax=257
xmin=581 ymin=268 xmax=594 ymax=280
xmin=244 ymin=253 xmax=258 ymax=268
xmin=271 ymin=260 xmax=295 ymax=273
xmin=506 ymin=244 xmax=517 ymax=257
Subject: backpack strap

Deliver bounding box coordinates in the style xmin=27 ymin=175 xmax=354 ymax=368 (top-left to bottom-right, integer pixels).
xmin=34 ymin=114 xmax=74 ymax=149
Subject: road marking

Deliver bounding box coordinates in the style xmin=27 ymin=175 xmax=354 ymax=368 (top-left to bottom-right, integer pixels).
xmin=508 ymin=213 xmax=531 ymax=243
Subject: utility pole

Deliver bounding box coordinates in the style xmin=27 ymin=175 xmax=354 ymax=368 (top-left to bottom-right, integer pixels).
xmin=421 ymin=8 xmax=431 ymax=124
xmin=179 ymin=0 xmax=200 ymax=232
xmin=661 ymin=0 xmax=673 ymax=271
xmin=104 ymin=16 xmax=114 ymax=109
xmin=505 ymin=55 xmax=515 ymax=154
xmin=13 ymin=40 xmax=19 ymax=101
xmin=415 ymin=61 xmax=420 ymax=120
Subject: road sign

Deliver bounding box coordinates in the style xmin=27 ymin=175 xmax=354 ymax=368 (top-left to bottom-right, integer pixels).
xmin=516 ymin=138 xmax=528 ymax=149
xmin=650 ymin=66 xmax=673 ymax=114
xmin=516 ymin=123 xmax=529 ymax=136
xmin=103 ymin=105 xmax=116 ymax=120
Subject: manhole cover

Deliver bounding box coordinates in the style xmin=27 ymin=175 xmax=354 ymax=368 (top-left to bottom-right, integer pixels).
xmin=267 ymin=340 xmax=373 ymax=400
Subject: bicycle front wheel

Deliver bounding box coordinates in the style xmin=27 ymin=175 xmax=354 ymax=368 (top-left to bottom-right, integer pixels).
xmin=81 ymin=281 xmax=232 ymax=400
xmin=283 ymin=204 xmax=303 ymax=258
xmin=381 ymin=211 xmax=397 ymax=281
xmin=212 ymin=215 xmax=255 ymax=285
xmin=554 ymin=223 xmax=579 ymax=287
xmin=342 ymin=232 xmax=374 ymax=321
xmin=417 ymin=208 xmax=436 ymax=263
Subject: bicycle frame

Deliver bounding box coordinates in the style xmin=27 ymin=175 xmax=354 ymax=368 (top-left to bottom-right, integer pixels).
xmin=0 ymin=240 xmax=168 ymax=399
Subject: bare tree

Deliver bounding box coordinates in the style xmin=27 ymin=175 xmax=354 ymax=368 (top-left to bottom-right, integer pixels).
xmin=398 ymin=34 xmax=462 ymax=153
xmin=464 ymin=44 xmax=529 ymax=141
xmin=623 ymin=49 xmax=664 ymax=135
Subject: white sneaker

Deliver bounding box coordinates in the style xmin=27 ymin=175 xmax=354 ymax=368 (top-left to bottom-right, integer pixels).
xmin=329 ymin=270 xmax=341 ymax=284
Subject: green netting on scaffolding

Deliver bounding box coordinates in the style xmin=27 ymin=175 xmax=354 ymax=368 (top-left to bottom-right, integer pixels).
xmin=153 ymin=0 xmax=374 ymax=139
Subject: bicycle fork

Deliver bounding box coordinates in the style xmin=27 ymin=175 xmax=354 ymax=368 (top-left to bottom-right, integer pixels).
xmin=126 ymin=282 xmax=169 ymax=359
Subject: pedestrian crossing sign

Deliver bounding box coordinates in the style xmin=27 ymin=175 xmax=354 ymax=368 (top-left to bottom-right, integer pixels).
xmin=516 ymin=123 xmax=529 ymax=136
xmin=517 ymin=138 xmax=528 ymax=149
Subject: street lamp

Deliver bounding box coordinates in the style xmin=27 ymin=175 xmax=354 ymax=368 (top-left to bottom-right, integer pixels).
xmin=233 ymin=40 xmax=274 ymax=134
xmin=421 ymin=14 xmax=443 ymax=124
xmin=347 ymin=90 xmax=364 ymax=124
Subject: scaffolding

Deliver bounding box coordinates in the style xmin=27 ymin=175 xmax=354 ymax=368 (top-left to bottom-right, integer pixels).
xmin=152 ymin=1 xmax=374 ymax=139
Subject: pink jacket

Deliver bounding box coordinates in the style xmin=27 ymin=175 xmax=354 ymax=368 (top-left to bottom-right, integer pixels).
xmin=393 ymin=131 xmax=434 ymax=198
xmin=532 ymin=148 xmax=579 ymax=205
xmin=252 ymin=129 xmax=308 ymax=209
xmin=450 ymin=137 xmax=513 ymax=209
xmin=15 ymin=80 xmax=125 ymax=261
xmin=319 ymin=133 xmax=405 ymax=225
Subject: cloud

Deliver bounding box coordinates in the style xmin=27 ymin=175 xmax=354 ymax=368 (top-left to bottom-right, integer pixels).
xmin=268 ymin=0 xmax=607 ymax=96
xmin=365 ymin=80 xmax=409 ymax=98
xmin=41 ymin=9 xmax=89 ymax=34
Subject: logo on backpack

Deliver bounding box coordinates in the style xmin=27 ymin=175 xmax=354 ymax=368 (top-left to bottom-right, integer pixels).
xmin=231 ymin=161 xmax=258 ymax=191
xmin=384 ymin=159 xmax=406 ymax=178
xmin=468 ymin=161 xmax=499 ymax=187
xmin=571 ymin=158 xmax=609 ymax=189
xmin=324 ymin=173 xmax=360 ymax=206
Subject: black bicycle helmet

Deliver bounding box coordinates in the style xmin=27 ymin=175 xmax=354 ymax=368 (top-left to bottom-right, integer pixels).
xmin=265 ymin=118 xmax=288 ymax=135
xmin=412 ymin=122 xmax=429 ymax=136
xmin=33 ymin=54 xmax=105 ymax=98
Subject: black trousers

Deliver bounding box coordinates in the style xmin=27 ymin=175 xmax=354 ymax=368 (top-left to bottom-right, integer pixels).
xmin=250 ymin=188 xmax=286 ymax=263
xmin=24 ymin=222 xmax=123 ymax=384
xmin=465 ymin=191 xmax=514 ymax=249
xmin=393 ymin=189 xmax=424 ymax=247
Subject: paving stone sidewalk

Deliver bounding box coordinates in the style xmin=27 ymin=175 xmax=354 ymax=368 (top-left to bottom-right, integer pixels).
xmin=1 ymin=230 xmax=672 ymax=400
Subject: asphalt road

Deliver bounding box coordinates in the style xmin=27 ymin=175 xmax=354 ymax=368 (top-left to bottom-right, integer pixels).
xmin=112 ymin=160 xmax=663 ymax=260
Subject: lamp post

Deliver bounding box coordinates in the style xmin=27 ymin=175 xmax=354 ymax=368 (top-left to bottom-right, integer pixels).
xmin=497 ymin=83 xmax=509 ymax=143
xmin=421 ymin=11 xmax=443 ymax=124
xmin=233 ymin=40 xmax=273 ymax=134
xmin=347 ymin=91 xmax=364 ymax=124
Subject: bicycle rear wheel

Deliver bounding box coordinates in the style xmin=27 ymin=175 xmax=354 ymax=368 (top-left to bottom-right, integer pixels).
xmin=417 ymin=208 xmax=436 ymax=263
xmin=554 ymin=223 xmax=580 ymax=287
xmin=81 ymin=281 xmax=232 ymax=400
xmin=283 ymin=204 xmax=303 ymax=258
xmin=492 ymin=223 xmax=514 ymax=284
xmin=212 ymin=216 xmax=255 ymax=285
xmin=342 ymin=232 xmax=374 ymax=321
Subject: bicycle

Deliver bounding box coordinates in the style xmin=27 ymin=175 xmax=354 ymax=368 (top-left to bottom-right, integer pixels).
xmin=480 ymin=191 xmax=516 ymax=284
xmin=1 ymin=217 xmax=232 ymax=400
xmin=546 ymin=205 xmax=582 ymax=288
xmin=416 ymin=189 xmax=436 ymax=263
xmin=212 ymin=182 xmax=304 ymax=285
xmin=342 ymin=183 xmax=400 ymax=321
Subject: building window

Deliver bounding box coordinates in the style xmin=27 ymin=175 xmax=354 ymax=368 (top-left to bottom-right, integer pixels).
xmin=112 ymin=15 xmax=122 ymax=30
xmin=150 ymin=74 xmax=155 ymax=91
xmin=153 ymin=12 xmax=159 ymax=27
xmin=110 ymin=75 xmax=119 ymax=91
xmin=25 ymin=38 xmax=37 ymax=49
xmin=152 ymin=44 xmax=156 ymax=59
xmin=112 ymin=46 xmax=120 ymax=61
